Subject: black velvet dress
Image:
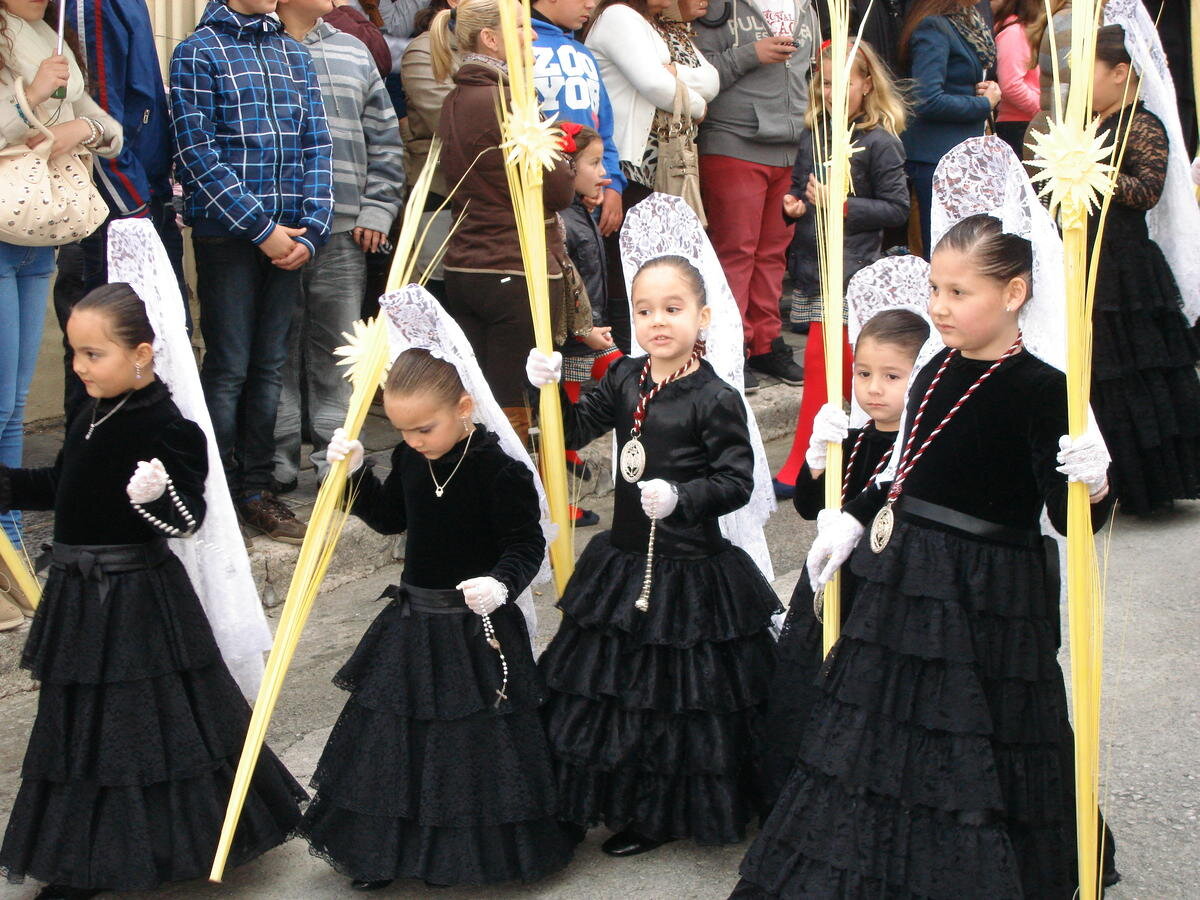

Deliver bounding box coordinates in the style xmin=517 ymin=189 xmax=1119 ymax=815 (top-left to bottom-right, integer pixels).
xmin=296 ymin=428 xmax=574 ymax=886
xmin=538 ymin=357 xmax=781 ymax=845
xmin=735 ymin=350 xmax=1117 ymax=899
xmin=0 ymin=381 xmax=303 ymax=893
xmin=1089 ymin=104 xmax=1200 ymax=515
xmin=760 ymin=424 xmax=895 ymax=809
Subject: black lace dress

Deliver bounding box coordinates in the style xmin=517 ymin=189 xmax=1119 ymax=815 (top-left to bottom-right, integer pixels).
xmin=538 ymin=357 xmax=781 ymax=845
xmin=1089 ymin=103 xmax=1200 ymax=515
xmin=295 ymin=428 xmax=574 ymax=886
xmin=0 ymin=381 xmax=304 ymax=893
xmin=760 ymin=424 xmax=895 ymax=809
xmin=735 ymin=350 xmax=1117 ymax=899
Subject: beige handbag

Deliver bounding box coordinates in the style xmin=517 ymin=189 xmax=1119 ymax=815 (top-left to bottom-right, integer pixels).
xmin=654 ymin=78 xmax=707 ymax=227
xmin=0 ymin=77 xmax=108 ymax=247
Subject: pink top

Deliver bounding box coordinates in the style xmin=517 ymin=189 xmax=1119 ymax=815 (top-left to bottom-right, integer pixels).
xmin=995 ymin=18 xmax=1040 ymax=123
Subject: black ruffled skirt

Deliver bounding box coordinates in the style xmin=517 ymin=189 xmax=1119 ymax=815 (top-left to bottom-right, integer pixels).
xmin=0 ymin=544 xmax=304 ymax=893
xmin=295 ymin=587 xmax=574 ymax=886
xmin=734 ymin=519 xmax=1114 ymax=899
xmin=760 ymin=568 xmax=860 ymax=810
xmin=1091 ymin=232 xmax=1200 ymax=515
xmin=539 ymin=532 xmax=781 ymax=845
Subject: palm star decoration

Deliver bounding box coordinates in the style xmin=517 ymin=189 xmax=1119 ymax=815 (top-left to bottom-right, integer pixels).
xmin=1026 ymin=117 xmax=1115 ymax=220
xmin=821 ymin=135 xmax=865 ymax=198
xmin=501 ymin=108 xmax=564 ymax=173
xmin=334 ymin=317 xmax=391 ymax=390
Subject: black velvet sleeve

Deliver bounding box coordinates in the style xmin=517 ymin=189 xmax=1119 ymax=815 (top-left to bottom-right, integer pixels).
xmin=135 ymin=418 xmax=209 ymax=534
xmin=844 ymin=480 xmax=888 ymax=526
xmin=1027 ymin=368 xmax=1116 ymax=535
xmin=0 ymin=456 xmax=61 ymax=513
xmin=670 ymin=386 xmax=754 ymax=524
xmin=349 ymin=446 xmax=409 ymax=535
xmin=560 ymin=363 xmax=622 ymax=449
xmin=485 ymin=459 xmax=547 ymax=600
xmin=793 ymin=462 xmax=827 ymax=520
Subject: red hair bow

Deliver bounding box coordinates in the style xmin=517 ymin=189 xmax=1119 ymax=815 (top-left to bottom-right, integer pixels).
xmin=559 ymin=121 xmax=584 ymax=154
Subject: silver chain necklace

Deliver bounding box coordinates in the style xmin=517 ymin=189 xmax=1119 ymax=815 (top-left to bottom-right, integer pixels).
xmin=85 ymin=391 xmax=134 ymax=440
xmin=427 ymin=427 xmax=475 ymax=498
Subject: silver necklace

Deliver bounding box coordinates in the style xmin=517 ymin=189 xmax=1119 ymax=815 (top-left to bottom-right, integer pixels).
xmin=85 ymin=391 xmax=133 ymax=440
xmin=427 ymin=427 xmax=475 ymax=498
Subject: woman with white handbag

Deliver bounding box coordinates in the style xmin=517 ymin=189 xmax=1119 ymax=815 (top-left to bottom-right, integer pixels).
xmin=0 ymin=0 xmax=120 ymax=555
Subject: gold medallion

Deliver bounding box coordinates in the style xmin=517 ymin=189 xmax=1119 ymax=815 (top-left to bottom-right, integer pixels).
xmin=870 ymin=503 xmax=895 ymax=554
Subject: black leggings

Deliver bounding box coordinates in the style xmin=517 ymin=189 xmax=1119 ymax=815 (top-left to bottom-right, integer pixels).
xmin=443 ymin=270 xmax=561 ymax=407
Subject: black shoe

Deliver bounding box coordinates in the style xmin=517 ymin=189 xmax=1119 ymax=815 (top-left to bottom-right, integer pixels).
xmin=773 ymin=478 xmax=796 ymax=500
xmin=747 ymin=337 xmax=804 ymax=385
xmin=742 ymin=363 xmax=759 ymax=395
xmin=601 ymin=829 xmax=668 ymax=857
xmin=271 ymin=477 xmax=298 ymax=495
xmin=790 ymin=322 xmax=810 ymax=335
xmin=350 ymin=879 xmax=393 ymax=891
xmin=560 ymin=820 xmax=588 ymax=844
xmin=571 ymin=505 xmax=601 ymax=527
xmin=35 ymin=887 xmax=102 ymax=900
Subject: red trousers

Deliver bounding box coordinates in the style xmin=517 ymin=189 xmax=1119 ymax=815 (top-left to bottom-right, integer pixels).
xmin=775 ymin=323 xmax=853 ymax=486
xmin=700 ymin=154 xmax=792 ymax=356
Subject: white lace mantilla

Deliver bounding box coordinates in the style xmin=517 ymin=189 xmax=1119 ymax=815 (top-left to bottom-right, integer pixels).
xmin=378 ymin=285 xmax=552 ymax=641
xmin=107 ymin=219 xmax=272 ymax=698
xmin=618 ymin=193 xmax=776 ymax=582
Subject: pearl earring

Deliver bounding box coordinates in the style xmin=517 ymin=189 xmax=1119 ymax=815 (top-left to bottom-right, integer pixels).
xmin=135 ymin=362 xmax=143 ymax=379
xmin=462 ymin=417 xmax=469 ymax=434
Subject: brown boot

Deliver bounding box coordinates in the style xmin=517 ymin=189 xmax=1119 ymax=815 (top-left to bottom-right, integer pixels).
xmin=237 ymin=491 xmax=307 ymax=545
xmin=0 ymin=554 xmax=36 ymax=617
xmin=502 ymin=405 xmax=532 ymax=446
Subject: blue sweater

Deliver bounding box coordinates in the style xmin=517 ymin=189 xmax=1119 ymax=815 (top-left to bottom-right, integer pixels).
xmin=901 ymin=16 xmax=992 ymax=165
xmin=531 ymin=14 xmax=625 ymax=194
xmin=64 ymin=0 xmax=170 ymax=218
xmin=169 ymin=1 xmax=334 ymax=254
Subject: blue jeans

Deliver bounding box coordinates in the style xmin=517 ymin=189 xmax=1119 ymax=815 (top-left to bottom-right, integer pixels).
xmin=906 ymin=160 xmax=937 ymax=259
xmin=273 ymin=232 xmax=364 ymax=484
xmin=0 ymin=242 xmax=55 ymax=543
xmin=194 ymin=237 xmax=302 ymax=495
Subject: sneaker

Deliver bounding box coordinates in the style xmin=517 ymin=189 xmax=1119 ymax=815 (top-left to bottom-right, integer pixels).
xmin=747 ymin=337 xmax=805 ymax=386
xmin=790 ymin=322 xmax=810 ymax=335
xmin=570 ymin=505 xmax=601 ymax=527
xmin=742 ymin=363 xmax=759 ymax=395
xmin=772 ymin=478 xmax=796 ymax=500
xmin=238 ymin=492 xmax=307 ymax=545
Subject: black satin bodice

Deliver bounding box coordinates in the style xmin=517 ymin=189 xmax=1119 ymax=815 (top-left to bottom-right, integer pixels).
xmin=562 ymin=357 xmax=755 ymax=557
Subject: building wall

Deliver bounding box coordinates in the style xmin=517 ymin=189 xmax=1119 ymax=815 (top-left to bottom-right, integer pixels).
xmin=147 ymin=1 xmax=208 ymax=78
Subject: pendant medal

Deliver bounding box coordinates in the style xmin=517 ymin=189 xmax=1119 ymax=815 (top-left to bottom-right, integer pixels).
xmin=620 ymin=435 xmax=646 ymax=483
xmin=869 ymin=503 xmax=895 ymax=554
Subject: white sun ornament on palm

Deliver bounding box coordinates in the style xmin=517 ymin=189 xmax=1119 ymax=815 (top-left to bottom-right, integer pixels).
xmin=502 ymin=108 xmax=564 ymax=173
xmin=1026 ymin=118 xmax=1116 ymax=221
xmin=333 ymin=317 xmax=391 ymax=390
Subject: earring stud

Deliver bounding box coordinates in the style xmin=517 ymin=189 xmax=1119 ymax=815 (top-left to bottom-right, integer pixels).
xmin=135 ymin=362 xmax=142 ymax=379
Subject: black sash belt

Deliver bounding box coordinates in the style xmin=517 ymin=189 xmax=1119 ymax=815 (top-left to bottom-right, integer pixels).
xmin=895 ymin=496 xmax=1041 ymax=549
xmin=50 ymin=539 xmax=171 ymax=603
xmin=379 ymin=581 xmax=470 ymax=617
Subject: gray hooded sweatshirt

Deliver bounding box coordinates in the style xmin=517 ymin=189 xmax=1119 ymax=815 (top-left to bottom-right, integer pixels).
xmin=301 ymin=21 xmax=405 ymax=235
xmin=693 ymin=0 xmax=819 ymax=168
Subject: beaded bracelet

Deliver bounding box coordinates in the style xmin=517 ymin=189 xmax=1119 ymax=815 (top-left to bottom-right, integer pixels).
xmin=131 ymin=472 xmax=197 ymax=537
xmin=11 ymin=97 xmax=31 ymax=127
xmin=80 ymin=116 xmax=104 ymax=149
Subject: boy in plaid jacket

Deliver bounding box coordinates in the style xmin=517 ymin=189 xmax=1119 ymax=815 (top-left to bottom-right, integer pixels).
xmin=170 ymin=0 xmax=333 ymax=543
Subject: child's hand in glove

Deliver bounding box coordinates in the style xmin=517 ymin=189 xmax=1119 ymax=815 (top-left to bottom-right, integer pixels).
xmin=126 ymin=458 xmax=168 ymax=504
xmin=1056 ymin=429 xmax=1110 ymax=502
xmin=457 ymin=576 xmax=509 ymax=616
xmin=327 ymin=427 xmax=365 ymax=474
xmin=637 ymin=479 xmax=678 ymax=519
xmin=525 ymin=349 xmax=562 ymax=387
xmin=806 ymin=403 xmax=850 ymax=473
xmin=805 ymin=509 xmax=865 ymax=587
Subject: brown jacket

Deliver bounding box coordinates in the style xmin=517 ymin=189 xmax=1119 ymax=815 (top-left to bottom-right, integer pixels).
xmin=399 ymin=31 xmax=451 ymax=196
xmin=437 ymin=62 xmax=575 ymax=276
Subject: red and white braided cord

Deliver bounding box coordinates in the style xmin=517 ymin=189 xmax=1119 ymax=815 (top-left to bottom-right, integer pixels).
xmin=630 ymin=343 xmax=704 ymax=439
xmin=841 ymin=430 xmax=894 ymax=503
xmin=886 ymin=335 xmax=1023 ymax=503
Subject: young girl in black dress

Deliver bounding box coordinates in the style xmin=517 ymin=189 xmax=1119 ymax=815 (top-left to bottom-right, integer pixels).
xmin=761 ymin=308 xmax=929 ymax=807
xmin=0 ymin=284 xmax=303 ymax=900
xmin=297 ymin=329 xmax=574 ymax=890
xmin=735 ymin=214 xmax=1116 ymax=898
xmin=526 ymin=255 xmax=781 ymax=858
xmin=1087 ymin=25 xmax=1200 ymax=515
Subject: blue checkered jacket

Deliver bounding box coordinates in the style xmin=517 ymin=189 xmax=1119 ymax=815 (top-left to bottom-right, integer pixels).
xmin=169 ymin=2 xmax=333 ymax=254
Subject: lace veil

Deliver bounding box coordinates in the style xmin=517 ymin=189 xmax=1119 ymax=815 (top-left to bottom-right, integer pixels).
xmin=107 ymin=218 xmax=272 ymax=698
xmin=619 ymin=193 xmax=776 ymax=582
xmin=1104 ymin=0 xmax=1200 ymax=324
xmin=377 ymin=285 xmax=551 ymax=640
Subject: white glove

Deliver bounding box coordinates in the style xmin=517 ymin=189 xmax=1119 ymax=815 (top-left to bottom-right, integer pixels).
xmin=327 ymin=427 xmax=365 ymax=474
xmin=805 ymin=403 xmax=850 ymax=471
xmin=637 ymin=478 xmax=678 ymax=519
xmin=1056 ymin=430 xmax=1110 ymax=497
xmin=805 ymin=509 xmax=865 ymax=588
xmin=526 ymin=348 xmax=562 ymax=387
xmin=456 ymin=576 xmax=509 ymax=616
xmin=126 ymin=458 xmax=168 ymax=504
